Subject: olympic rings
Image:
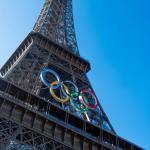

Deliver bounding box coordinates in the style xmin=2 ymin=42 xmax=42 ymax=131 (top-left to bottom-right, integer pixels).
xmin=50 ymin=81 xmax=70 ymax=103
xmin=80 ymin=89 xmax=98 ymax=109
xmin=40 ymin=68 xmax=99 ymax=112
xmin=40 ymin=68 xmax=60 ymax=89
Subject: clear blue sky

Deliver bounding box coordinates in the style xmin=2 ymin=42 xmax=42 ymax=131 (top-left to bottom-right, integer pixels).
xmin=0 ymin=0 xmax=149 ymax=149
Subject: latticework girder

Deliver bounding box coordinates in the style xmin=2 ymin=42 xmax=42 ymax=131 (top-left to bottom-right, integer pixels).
xmin=33 ymin=0 xmax=79 ymax=55
xmin=0 ymin=118 xmax=73 ymax=150
xmin=0 ymin=78 xmax=143 ymax=150
xmin=0 ymin=33 xmax=114 ymax=133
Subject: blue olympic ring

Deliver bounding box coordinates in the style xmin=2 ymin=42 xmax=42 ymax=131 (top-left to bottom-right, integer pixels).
xmin=40 ymin=68 xmax=60 ymax=89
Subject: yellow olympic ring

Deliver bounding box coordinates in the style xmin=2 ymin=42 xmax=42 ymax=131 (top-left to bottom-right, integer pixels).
xmin=50 ymin=81 xmax=70 ymax=103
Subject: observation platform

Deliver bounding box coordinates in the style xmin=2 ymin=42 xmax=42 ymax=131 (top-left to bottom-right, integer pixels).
xmin=0 ymin=78 xmax=144 ymax=150
xmin=0 ymin=32 xmax=91 ymax=77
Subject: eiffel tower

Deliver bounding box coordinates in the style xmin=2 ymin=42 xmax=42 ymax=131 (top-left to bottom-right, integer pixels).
xmin=0 ymin=0 xmax=143 ymax=150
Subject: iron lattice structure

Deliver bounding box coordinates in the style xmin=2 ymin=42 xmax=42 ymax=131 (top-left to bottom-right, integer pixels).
xmin=33 ymin=0 xmax=79 ymax=55
xmin=0 ymin=0 xmax=143 ymax=150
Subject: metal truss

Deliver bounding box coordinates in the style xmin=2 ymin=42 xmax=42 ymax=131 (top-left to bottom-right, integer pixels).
xmin=0 ymin=79 xmax=144 ymax=150
xmin=33 ymin=0 xmax=79 ymax=55
xmin=0 ymin=33 xmax=114 ymax=133
xmin=0 ymin=118 xmax=73 ymax=150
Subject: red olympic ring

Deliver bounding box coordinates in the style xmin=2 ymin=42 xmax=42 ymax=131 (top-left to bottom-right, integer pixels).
xmin=80 ymin=89 xmax=98 ymax=109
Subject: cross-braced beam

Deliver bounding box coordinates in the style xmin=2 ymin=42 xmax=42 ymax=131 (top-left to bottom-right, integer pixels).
xmin=33 ymin=0 xmax=79 ymax=55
